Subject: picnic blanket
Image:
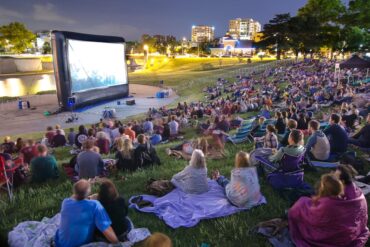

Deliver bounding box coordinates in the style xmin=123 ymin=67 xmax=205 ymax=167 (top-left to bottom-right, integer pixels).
xmin=288 ymin=185 xmax=369 ymax=247
xmin=8 ymin=214 xmax=148 ymax=247
xmin=129 ymin=180 xmax=266 ymax=228
xmin=310 ymin=160 xmax=339 ymax=168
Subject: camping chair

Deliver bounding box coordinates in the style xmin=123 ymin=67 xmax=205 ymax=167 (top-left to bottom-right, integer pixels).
xmin=254 ymin=119 xmax=276 ymax=137
xmin=227 ymin=118 xmax=256 ymax=144
xmin=0 ymin=156 xmax=16 ymax=202
xmin=255 ymin=152 xmax=306 ymax=189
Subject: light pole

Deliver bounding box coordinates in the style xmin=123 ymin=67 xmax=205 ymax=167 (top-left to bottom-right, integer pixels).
xmin=273 ymin=33 xmax=278 ymax=60
xmin=182 ymin=37 xmax=186 ymax=55
xmin=143 ymin=44 xmax=149 ymax=66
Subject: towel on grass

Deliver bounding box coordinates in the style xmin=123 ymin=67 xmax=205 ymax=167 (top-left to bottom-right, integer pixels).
xmin=129 ymin=180 xmax=267 ymax=228
xmin=8 ymin=214 xmax=146 ymax=247
xmin=310 ymin=160 xmax=339 ymax=168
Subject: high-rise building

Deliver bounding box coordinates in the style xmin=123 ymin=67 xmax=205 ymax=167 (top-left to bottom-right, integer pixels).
xmin=228 ymin=18 xmax=261 ymax=40
xmin=191 ymin=25 xmax=215 ymax=43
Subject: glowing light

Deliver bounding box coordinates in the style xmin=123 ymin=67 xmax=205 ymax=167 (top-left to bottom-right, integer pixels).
xmin=35 ymin=74 xmax=55 ymax=93
xmin=164 ymin=58 xmax=169 ymax=63
xmin=143 ymin=44 xmax=149 ymax=51
xmin=67 ymin=40 xmax=127 ymax=93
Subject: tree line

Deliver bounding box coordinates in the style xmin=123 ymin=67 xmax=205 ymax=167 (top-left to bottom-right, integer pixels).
xmin=255 ymin=0 xmax=369 ymax=59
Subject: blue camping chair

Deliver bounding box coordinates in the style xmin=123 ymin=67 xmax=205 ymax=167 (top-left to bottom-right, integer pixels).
xmin=255 ymin=152 xmax=306 ymax=190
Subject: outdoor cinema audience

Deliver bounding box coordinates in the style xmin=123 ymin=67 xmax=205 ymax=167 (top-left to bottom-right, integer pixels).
xmin=171 ymin=149 xmax=209 ymax=194
xmin=30 ymin=144 xmax=59 ymax=183
xmin=288 ymin=172 xmax=369 ymax=247
xmin=305 ymin=120 xmax=330 ymax=161
xmin=348 ymin=114 xmax=370 ymax=148
xmin=75 ymin=139 xmax=104 ymax=179
xmin=212 ymin=151 xmax=264 ymax=208
xmin=55 ymin=179 xmax=119 ymax=247
xmin=323 ymin=113 xmax=349 ymax=155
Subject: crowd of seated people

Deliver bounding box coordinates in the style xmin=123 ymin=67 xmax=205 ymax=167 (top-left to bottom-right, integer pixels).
xmin=3 ymin=59 xmax=370 ymax=246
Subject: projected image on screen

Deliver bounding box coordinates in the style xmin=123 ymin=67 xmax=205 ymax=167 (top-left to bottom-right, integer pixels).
xmin=67 ymin=39 xmax=127 ymax=93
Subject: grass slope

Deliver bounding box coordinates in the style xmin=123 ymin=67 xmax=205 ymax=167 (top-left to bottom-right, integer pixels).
xmin=1 ymin=59 xmax=369 ymax=246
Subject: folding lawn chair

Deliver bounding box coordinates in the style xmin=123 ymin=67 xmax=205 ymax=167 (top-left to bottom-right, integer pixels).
xmin=0 ymin=156 xmax=17 ymax=202
xmin=255 ymin=153 xmax=306 ymax=189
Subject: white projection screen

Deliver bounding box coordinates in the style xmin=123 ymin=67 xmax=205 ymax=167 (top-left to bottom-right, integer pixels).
xmin=67 ymin=40 xmax=128 ymax=93
xmin=51 ymin=31 xmax=129 ymax=110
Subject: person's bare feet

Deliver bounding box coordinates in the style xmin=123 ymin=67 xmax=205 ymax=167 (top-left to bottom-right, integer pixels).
xmin=211 ymin=170 xmax=220 ymax=180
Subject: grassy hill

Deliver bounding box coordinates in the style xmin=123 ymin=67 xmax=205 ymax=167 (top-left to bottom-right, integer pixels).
xmin=1 ymin=58 xmax=368 ymax=246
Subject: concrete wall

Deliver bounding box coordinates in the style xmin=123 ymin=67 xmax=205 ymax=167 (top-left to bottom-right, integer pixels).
xmin=0 ymin=59 xmax=18 ymax=74
xmin=0 ymin=73 xmax=56 ymax=97
xmin=0 ymin=58 xmax=53 ymax=74
xmin=14 ymin=58 xmax=42 ymax=72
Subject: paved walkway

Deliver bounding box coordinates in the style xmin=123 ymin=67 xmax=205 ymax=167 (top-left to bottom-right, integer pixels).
xmin=0 ymin=84 xmax=177 ymax=137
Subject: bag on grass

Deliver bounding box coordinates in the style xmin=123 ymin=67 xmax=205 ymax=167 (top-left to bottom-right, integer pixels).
xmin=146 ymin=178 xmax=174 ymax=197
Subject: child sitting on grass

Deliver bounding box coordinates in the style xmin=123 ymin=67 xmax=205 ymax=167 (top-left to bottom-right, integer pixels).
xmin=212 ymin=151 xmax=264 ymax=209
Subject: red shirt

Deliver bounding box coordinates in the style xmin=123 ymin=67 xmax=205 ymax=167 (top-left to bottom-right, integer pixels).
xmin=20 ymin=146 xmax=37 ymax=164
xmin=124 ymin=128 xmax=136 ymax=141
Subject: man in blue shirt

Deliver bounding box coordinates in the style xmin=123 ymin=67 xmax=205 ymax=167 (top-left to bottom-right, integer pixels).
xmin=143 ymin=118 xmax=154 ymax=135
xmin=55 ymin=179 xmax=118 ymax=247
xmin=323 ymin=113 xmax=348 ymax=155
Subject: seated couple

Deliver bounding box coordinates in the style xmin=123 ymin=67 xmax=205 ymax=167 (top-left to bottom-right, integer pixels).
xmin=55 ymin=179 xmax=130 ymax=247
xmin=166 ymin=137 xmax=224 ymax=161
xmin=115 ymin=134 xmax=161 ymax=172
xmin=171 ymin=149 xmax=264 ymax=209
xmin=289 ymin=165 xmax=369 ymax=246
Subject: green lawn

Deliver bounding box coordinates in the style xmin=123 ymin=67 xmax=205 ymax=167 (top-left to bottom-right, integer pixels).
xmin=1 ymin=59 xmax=369 ymax=246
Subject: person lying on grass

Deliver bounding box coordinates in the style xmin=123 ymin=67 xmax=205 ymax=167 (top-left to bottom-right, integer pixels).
xmin=55 ymin=179 xmax=119 ymax=247
xmin=166 ymin=137 xmax=224 ymax=160
xmin=171 ymin=149 xmax=209 ymax=194
xmin=212 ymin=151 xmax=264 ymax=209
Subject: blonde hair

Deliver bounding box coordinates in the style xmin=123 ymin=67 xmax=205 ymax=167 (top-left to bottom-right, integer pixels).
xmin=117 ymin=138 xmax=133 ymax=158
xmin=316 ymin=174 xmax=344 ymax=200
xmin=235 ymin=151 xmax=250 ymax=168
xmin=96 ymin=131 xmax=107 ymax=140
xmin=189 ymin=149 xmax=206 ymax=169
xmin=143 ymin=232 xmax=172 ymax=247
xmin=193 ymin=138 xmax=208 ymax=155
xmin=92 ymin=146 xmax=100 ymax=153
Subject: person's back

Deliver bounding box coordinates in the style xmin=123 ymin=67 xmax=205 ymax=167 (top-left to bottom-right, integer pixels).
xmin=168 ymin=120 xmax=179 ymax=136
xmin=100 ymin=196 xmax=129 ymax=239
xmin=31 ymin=145 xmax=58 ymax=183
xmin=55 ymin=180 xmax=117 ymax=247
xmin=275 ymin=117 xmax=286 ymax=134
xmin=52 ymin=133 xmax=66 ymax=148
xmin=171 ymin=149 xmax=208 ymax=194
xmin=76 ymin=150 xmax=103 ymax=179
xmin=171 ymin=165 xmax=208 ymax=194
xmin=226 ymin=166 xmax=262 ymax=208
xmin=96 ymin=138 xmax=110 ymax=155
xmin=324 ymin=123 xmax=348 ymax=154
xmin=20 ymin=142 xmax=37 ymax=164
xmin=307 ymin=130 xmax=330 ymax=161
xmin=68 ymin=130 xmax=76 ymax=146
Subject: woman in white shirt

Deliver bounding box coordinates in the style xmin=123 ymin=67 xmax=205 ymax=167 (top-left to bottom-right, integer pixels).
xmin=171 ymin=149 xmax=209 ymax=194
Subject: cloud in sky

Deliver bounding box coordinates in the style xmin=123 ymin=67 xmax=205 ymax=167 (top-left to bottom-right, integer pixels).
xmin=32 ymin=3 xmax=75 ymax=24
xmin=0 ymin=6 xmax=23 ymax=22
xmin=81 ymin=23 xmax=144 ymax=38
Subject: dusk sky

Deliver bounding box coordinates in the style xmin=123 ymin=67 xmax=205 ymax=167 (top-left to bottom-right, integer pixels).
xmin=0 ymin=0 xmax=323 ymax=40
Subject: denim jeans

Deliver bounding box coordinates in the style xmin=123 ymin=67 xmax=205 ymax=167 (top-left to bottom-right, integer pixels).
xmin=216 ymin=175 xmax=230 ymax=188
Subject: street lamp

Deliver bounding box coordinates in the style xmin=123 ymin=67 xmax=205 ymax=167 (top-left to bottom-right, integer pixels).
xmin=182 ymin=37 xmax=186 ymax=55
xmin=143 ymin=44 xmax=149 ymax=65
